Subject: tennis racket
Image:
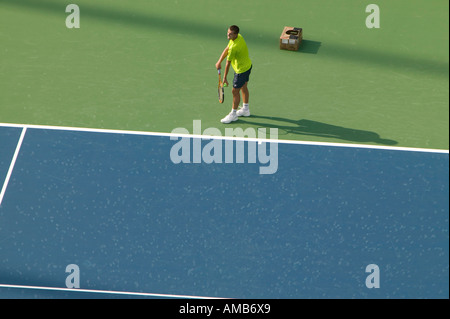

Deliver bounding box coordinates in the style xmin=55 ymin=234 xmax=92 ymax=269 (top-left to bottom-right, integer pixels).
xmin=218 ymin=69 xmax=224 ymax=103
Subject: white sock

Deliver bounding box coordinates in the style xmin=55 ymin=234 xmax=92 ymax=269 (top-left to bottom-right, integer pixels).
xmin=243 ymin=103 xmax=249 ymax=110
xmin=231 ymin=109 xmax=237 ymax=114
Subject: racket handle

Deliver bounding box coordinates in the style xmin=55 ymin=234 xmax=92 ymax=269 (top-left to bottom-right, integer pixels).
xmin=218 ymin=69 xmax=221 ymax=75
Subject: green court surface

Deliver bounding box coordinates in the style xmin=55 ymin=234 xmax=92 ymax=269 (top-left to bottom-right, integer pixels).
xmin=1 ymin=0 xmax=448 ymax=150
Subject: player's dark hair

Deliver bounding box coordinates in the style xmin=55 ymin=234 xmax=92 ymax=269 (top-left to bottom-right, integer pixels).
xmin=229 ymin=25 xmax=239 ymax=34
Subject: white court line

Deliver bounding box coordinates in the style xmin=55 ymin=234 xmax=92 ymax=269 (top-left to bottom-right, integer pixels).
xmin=0 ymin=283 xmax=226 ymax=299
xmin=0 ymin=127 xmax=27 ymax=207
xmin=0 ymin=122 xmax=448 ymax=154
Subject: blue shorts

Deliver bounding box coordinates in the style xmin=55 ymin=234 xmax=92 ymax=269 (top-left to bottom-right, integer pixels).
xmin=233 ymin=65 xmax=252 ymax=89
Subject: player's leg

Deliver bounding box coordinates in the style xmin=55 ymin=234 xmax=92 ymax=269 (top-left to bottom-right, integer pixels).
xmin=237 ymin=82 xmax=250 ymax=117
xmin=221 ymin=72 xmax=242 ymax=124
xmin=220 ymin=87 xmax=240 ymax=123
xmin=241 ymin=82 xmax=249 ymax=104
xmin=221 ymin=66 xmax=251 ymax=123
xmin=232 ymin=87 xmax=241 ymax=110
xmin=237 ymin=66 xmax=251 ymax=117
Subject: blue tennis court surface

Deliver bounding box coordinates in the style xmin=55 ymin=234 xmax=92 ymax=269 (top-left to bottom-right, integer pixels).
xmin=0 ymin=125 xmax=448 ymax=298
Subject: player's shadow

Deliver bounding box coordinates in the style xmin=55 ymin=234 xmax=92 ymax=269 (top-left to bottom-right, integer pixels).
xmin=239 ymin=115 xmax=398 ymax=146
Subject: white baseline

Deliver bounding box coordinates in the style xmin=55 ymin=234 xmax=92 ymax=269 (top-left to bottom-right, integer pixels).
xmin=0 ymin=122 xmax=448 ymax=154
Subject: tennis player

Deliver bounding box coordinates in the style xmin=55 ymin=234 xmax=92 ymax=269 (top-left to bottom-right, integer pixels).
xmin=215 ymin=25 xmax=252 ymax=124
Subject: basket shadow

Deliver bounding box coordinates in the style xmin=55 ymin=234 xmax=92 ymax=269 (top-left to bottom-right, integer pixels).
xmin=298 ymin=40 xmax=322 ymax=54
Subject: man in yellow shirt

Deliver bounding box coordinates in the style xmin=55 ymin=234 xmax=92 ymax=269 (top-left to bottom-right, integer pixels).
xmin=215 ymin=25 xmax=252 ymax=124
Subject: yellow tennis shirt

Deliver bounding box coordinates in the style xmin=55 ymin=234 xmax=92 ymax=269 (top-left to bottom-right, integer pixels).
xmin=227 ymin=34 xmax=252 ymax=74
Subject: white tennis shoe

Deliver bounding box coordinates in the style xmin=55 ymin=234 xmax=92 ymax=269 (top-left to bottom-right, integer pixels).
xmin=220 ymin=111 xmax=238 ymax=124
xmin=236 ymin=107 xmax=250 ymax=117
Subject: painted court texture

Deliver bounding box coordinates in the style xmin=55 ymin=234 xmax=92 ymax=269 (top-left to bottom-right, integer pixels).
xmin=0 ymin=0 xmax=448 ymax=298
